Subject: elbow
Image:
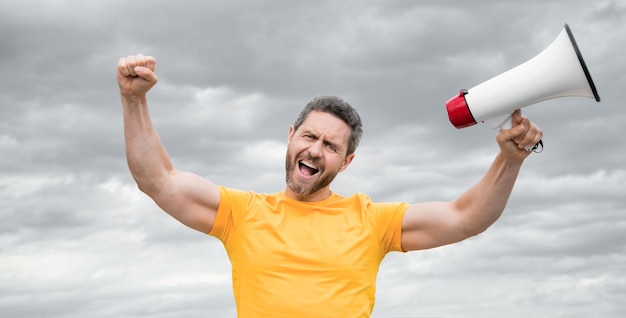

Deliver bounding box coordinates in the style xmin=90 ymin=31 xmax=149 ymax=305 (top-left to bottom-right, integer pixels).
xmin=464 ymin=223 xmax=490 ymax=238
xmin=129 ymin=167 xmax=173 ymax=198
xmin=453 ymin=201 xmax=503 ymax=239
xmin=459 ymin=213 xmax=497 ymax=239
xmin=133 ymin=176 xmax=161 ymax=198
xmin=135 ymin=181 xmax=151 ymax=195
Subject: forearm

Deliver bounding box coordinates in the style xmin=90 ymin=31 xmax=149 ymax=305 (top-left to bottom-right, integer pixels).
xmin=400 ymin=112 xmax=541 ymax=251
xmin=122 ymin=94 xmax=174 ymax=195
xmin=454 ymin=152 xmax=523 ymax=235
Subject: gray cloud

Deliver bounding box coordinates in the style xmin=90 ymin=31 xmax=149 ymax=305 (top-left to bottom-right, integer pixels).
xmin=1 ymin=0 xmax=624 ymax=317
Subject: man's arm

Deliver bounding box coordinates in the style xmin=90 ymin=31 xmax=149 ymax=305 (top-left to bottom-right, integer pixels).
xmin=117 ymin=54 xmax=220 ymax=234
xmin=401 ymin=110 xmax=542 ymax=251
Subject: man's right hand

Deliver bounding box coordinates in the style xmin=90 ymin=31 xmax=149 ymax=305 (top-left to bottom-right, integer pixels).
xmin=117 ymin=54 xmax=158 ymax=97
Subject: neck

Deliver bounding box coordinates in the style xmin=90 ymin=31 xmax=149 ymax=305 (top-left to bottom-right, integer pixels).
xmin=284 ymin=186 xmax=332 ymax=202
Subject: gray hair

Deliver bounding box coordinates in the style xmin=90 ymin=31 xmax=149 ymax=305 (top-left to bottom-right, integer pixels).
xmin=293 ymin=96 xmax=363 ymax=155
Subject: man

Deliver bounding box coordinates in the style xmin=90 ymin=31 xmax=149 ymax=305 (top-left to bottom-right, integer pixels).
xmin=117 ymin=54 xmax=542 ymax=317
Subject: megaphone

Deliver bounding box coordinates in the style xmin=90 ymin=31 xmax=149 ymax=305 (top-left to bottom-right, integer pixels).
xmin=446 ymin=24 xmax=600 ymax=140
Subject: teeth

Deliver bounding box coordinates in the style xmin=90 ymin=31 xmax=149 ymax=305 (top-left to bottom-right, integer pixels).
xmin=300 ymin=160 xmax=318 ymax=170
xmin=298 ymin=160 xmax=320 ymax=174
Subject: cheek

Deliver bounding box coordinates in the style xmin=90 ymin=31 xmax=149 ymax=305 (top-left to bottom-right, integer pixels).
xmin=288 ymin=140 xmax=306 ymax=152
xmin=286 ymin=143 xmax=299 ymax=157
xmin=326 ymin=156 xmax=345 ymax=171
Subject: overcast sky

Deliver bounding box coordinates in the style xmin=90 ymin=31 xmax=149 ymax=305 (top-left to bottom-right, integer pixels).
xmin=1 ymin=1 xmax=625 ymax=317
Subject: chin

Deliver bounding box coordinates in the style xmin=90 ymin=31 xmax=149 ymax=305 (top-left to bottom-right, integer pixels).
xmin=286 ymin=177 xmax=315 ymax=196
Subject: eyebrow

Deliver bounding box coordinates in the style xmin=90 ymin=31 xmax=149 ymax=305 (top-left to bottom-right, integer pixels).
xmin=302 ymin=130 xmax=343 ymax=152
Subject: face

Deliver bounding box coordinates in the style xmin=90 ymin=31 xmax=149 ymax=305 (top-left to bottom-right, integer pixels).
xmin=285 ymin=111 xmax=355 ymax=201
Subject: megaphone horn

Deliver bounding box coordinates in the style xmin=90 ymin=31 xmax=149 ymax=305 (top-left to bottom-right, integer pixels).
xmin=446 ymin=24 xmax=600 ymax=142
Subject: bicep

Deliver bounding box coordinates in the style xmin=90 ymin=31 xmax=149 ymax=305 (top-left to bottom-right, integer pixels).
xmin=400 ymin=201 xmax=472 ymax=251
xmin=149 ymin=169 xmax=220 ymax=234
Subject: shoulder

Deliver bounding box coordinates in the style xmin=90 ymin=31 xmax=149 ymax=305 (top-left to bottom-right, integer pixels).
xmin=211 ymin=187 xmax=281 ymax=238
xmin=332 ymin=193 xmax=408 ymax=222
xmin=345 ymin=193 xmax=408 ymax=211
xmin=217 ymin=186 xmax=283 ymax=211
xmin=341 ymin=193 xmax=408 ymax=252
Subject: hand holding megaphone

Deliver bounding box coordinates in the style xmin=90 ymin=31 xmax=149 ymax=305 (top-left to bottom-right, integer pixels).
xmin=502 ymin=109 xmax=544 ymax=154
xmin=446 ymin=24 xmax=600 ymax=152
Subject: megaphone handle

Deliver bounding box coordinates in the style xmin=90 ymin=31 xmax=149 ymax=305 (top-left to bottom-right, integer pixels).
xmin=499 ymin=114 xmax=513 ymax=130
xmin=500 ymin=115 xmax=544 ymax=153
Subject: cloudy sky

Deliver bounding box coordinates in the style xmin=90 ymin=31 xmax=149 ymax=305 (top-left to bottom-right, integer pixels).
xmin=1 ymin=0 xmax=624 ymax=317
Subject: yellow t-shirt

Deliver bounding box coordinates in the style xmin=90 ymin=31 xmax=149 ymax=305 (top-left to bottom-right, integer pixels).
xmin=209 ymin=186 xmax=408 ymax=318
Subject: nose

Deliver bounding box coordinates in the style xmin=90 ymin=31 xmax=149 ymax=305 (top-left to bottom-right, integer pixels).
xmin=308 ymin=139 xmax=323 ymax=158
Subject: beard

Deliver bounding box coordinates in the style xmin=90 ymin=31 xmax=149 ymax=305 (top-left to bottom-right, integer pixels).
xmin=285 ymin=148 xmax=339 ymax=197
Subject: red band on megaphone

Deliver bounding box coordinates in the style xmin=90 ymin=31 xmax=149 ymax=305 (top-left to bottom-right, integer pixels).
xmin=446 ymin=89 xmax=477 ymax=128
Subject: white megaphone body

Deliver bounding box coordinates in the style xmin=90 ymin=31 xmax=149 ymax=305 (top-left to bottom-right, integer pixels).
xmin=446 ymin=24 xmax=600 ymax=133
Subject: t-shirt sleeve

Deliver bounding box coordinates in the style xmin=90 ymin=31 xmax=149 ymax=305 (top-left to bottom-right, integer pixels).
xmin=372 ymin=201 xmax=409 ymax=253
xmin=208 ymin=186 xmax=240 ymax=243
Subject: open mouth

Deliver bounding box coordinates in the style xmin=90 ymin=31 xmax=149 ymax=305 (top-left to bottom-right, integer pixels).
xmin=298 ymin=160 xmax=320 ymax=177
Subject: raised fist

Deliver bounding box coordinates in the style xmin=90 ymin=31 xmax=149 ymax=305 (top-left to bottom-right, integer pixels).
xmin=117 ymin=54 xmax=158 ymax=97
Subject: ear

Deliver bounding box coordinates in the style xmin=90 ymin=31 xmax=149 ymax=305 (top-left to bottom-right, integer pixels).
xmin=287 ymin=125 xmax=295 ymax=143
xmin=338 ymin=153 xmax=355 ymax=172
